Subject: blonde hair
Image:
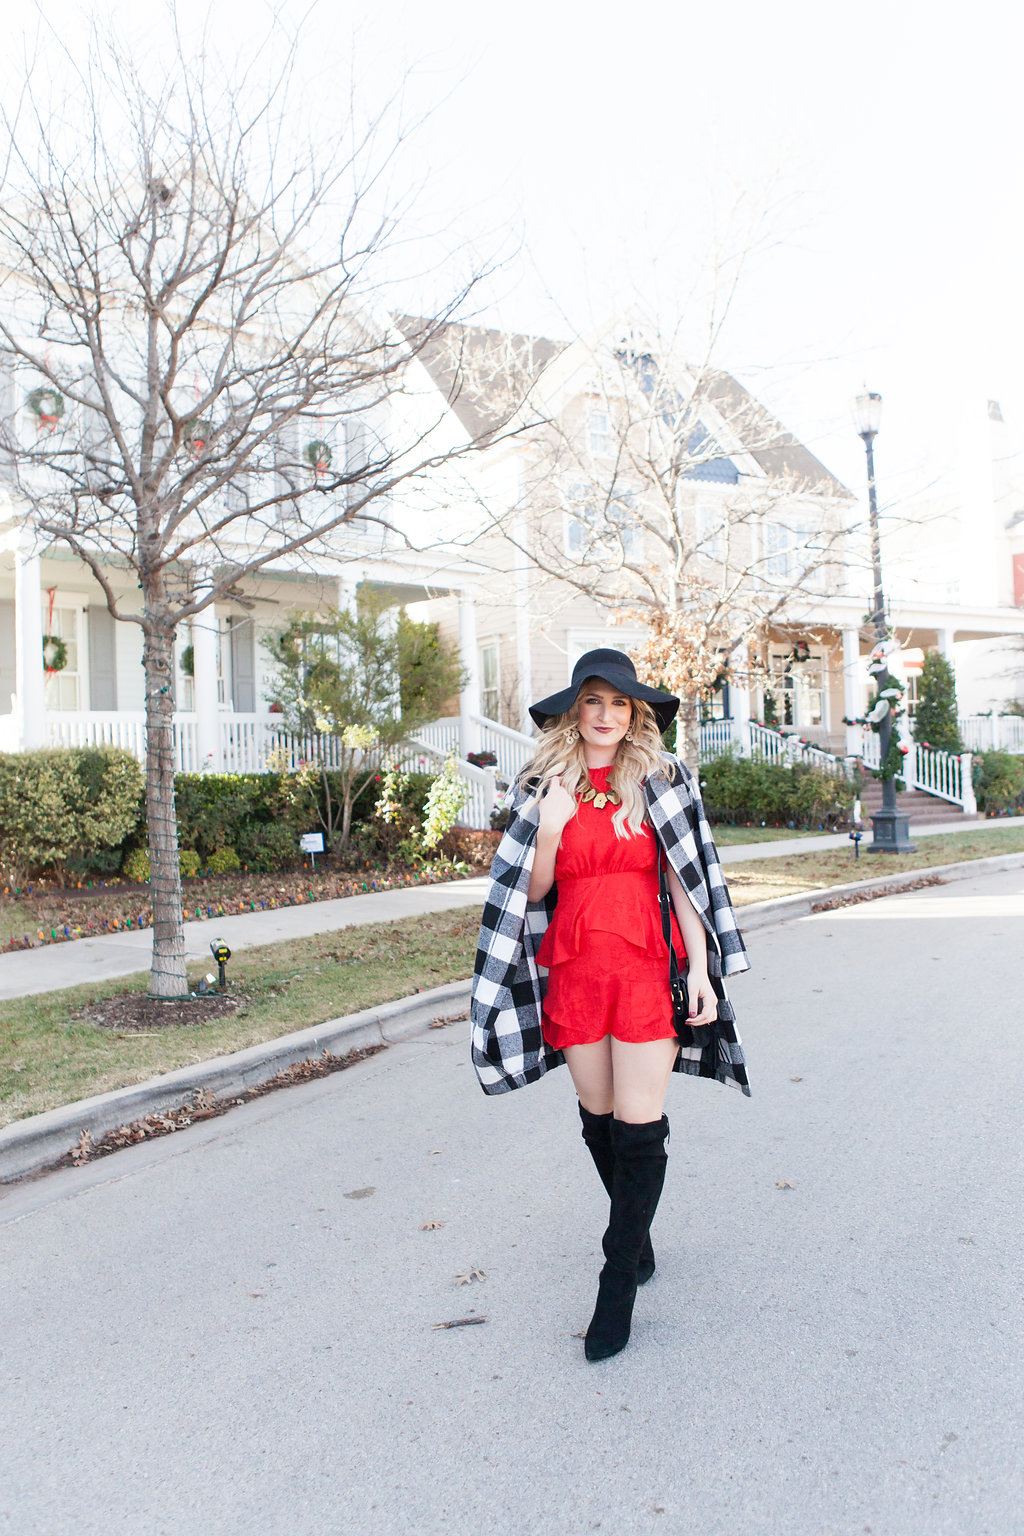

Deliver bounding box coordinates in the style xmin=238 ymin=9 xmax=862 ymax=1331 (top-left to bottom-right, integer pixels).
xmin=517 ymin=681 xmax=677 ymax=839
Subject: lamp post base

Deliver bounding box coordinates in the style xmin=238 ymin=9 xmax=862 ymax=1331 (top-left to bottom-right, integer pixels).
xmin=867 ymin=810 xmax=916 ymax=854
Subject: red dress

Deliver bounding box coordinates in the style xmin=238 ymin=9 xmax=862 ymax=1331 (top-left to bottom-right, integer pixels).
xmin=536 ymin=765 xmax=687 ymax=1050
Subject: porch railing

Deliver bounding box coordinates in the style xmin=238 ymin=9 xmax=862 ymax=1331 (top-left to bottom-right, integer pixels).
xmin=857 ymin=725 xmax=976 ymax=812
xmin=958 ymin=715 xmax=1024 ymax=754
xmin=700 ymin=719 xmax=857 ymax=778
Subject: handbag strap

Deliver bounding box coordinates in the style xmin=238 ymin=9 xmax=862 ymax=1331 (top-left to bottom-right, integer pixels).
xmin=658 ymin=854 xmax=687 ymax=1000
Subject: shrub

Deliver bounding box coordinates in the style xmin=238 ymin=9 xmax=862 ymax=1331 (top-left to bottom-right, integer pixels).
xmin=121 ymin=847 xmax=152 ymax=883
xmin=233 ymin=820 xmax=299 ymax=873
xmin=206 ymin=847 xmax=241 ymax=874
xmin=699 ymin=751 xmax=857 ymax=829
xmin=0 ymin=747 xmax=144 ymax=883
xmin=972 ymin=750 xmax=1024 ymax=813
xmin=122 ymin=846 xmax=204 ymax=883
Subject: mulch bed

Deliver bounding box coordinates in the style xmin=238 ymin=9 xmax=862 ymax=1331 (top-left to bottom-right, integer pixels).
xmin=74 ymin=990 xmax=248 ymax=1033
xmin=51 ymin=1044 xmax=387 ymax=1172
xmin=1 ymin=838 xmax=498 ymax=954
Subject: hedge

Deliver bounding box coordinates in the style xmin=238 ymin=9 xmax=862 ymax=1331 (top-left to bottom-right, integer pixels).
xmin=972 ymin=750 xmax=1024 ymax=814
xmin=0 ymin=747 xmax=144 ymax=884
xmin=699 ymin=751 xmax=858 ymax=829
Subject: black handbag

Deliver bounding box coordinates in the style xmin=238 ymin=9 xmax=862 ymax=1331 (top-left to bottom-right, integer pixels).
xmin=657 ymin=858 xmax=715 ymax=1051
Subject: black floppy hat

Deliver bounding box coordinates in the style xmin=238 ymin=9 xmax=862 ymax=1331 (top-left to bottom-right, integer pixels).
xmin=528 ymin=648 xmax=679 ymax=734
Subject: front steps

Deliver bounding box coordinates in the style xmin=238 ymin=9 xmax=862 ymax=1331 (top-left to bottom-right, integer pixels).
xmin=856 ymin=778 xmax=979 ymax=826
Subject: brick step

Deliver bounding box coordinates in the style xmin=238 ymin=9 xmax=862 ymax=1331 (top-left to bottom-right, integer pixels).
xmin=856 ymin=785 xmax=978 ymax=823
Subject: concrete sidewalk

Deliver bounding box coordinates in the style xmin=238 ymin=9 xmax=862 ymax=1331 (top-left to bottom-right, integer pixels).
xmin=0 ymin=877 xmax=490 ymax=1001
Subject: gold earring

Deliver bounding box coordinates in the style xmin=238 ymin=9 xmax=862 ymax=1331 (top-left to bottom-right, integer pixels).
xmin=564 ymin=726 xmax=579 ymax=746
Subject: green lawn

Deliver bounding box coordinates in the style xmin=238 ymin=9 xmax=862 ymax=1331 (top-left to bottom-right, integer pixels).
xmin=709 ymin=825 xmax=832 ymax=845
xmin=1 ymin=908 xmax=480 ymax=1128
xmin=726 ymin=824 xmax=1024 ymax=906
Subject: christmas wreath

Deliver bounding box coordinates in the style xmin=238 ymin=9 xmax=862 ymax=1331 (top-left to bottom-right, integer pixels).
xmin=27 ymin=386 xmax=65 ymax=431
xmin=304 ymin=439 xmax=332 ymax=476
xmin=183 ymin=418 xmax=213 ymax=456
xmin=42 ymin=634 xmax=68 ymax=673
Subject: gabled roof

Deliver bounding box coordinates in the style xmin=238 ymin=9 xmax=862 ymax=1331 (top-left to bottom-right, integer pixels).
xmin=702 ymin=370 xmax=850 ymax=499
xmin=395 ymin=317 xmax=569 ymax=440
xmin=398 ymin=316 xmax=850 ymax=498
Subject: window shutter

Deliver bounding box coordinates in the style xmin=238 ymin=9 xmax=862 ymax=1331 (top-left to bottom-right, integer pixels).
xmin=229 ymin=616 xmax=256 ymax=713
xmin=88 ymin=606 xmax=118 ymax=710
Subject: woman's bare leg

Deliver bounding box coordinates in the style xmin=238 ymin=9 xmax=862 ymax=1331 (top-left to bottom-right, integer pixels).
xmin=563 ymin=1038 xmax=614 ymax=1114
xmin=609 ymin=1037 xmax=679 ymax=1123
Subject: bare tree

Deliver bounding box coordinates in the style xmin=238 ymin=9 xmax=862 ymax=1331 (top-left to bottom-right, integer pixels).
xmin=0 ymin=18 xmax=516 ymax=995
xmin=473 ymin=321 xmax=862 ymax=758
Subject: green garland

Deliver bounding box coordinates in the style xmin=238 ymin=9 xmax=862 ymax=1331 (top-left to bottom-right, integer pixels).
xmin=42 ymin=634 xmax=68 ymax=673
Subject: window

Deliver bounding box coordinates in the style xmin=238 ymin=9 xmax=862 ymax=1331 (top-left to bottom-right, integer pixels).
xmin=769 ymin=648 xmax=825 ymax=728
xmin=480 ymin=641 xmax=499 ymax=721
xmin=43 ymin=605 xmax=82 ymax=711
xmin=565 ymin=485 xmax=641 ymax=559
xmin=587 ymin=410 xmax=612 ymax=457
xmin=695 ymin=498 xmax=725 ymax=562
xmin=762 ymin=516 xmax=824 ymax=586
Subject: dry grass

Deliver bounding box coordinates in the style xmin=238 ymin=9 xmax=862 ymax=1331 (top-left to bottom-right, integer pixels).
xmin=726 ymin=824 xmax=1024 ymax=906
xmin=0 ymin=907 xmax=480 ymax=1128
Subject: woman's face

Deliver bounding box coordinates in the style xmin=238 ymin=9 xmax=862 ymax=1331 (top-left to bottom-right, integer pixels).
xmin=575 ymin=679 xmax=633 ymax=760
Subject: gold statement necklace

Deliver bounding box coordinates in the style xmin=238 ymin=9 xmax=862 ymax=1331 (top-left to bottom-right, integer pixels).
xmin=578 ymin=772 xmax=621 ymax=811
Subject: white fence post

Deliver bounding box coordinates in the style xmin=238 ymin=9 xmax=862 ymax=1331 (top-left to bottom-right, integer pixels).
xmin=960 ymin=753 xmax=977 ymax=816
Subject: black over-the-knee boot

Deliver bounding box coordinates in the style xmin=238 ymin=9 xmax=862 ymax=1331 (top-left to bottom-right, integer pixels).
xmin=578 ymin=1102 xmax=656 ymax=1284
xmin=584 ymin=1114 xmax=669 ymax=1363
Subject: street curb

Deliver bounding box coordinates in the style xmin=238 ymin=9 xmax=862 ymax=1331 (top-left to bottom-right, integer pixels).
xmin=0 ymin=978 xmax=471 ymax=1185
xmin=3 ymin=849 xmax=1023 ymax=1186
xmin=735 ymin=849 xmax=1024 ymax=932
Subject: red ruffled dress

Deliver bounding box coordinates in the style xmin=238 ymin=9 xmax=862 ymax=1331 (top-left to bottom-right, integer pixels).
xmin=536 ymin=765 xmax=687 ymax=1050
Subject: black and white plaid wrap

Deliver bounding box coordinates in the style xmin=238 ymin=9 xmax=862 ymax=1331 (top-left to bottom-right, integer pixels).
xmin=470 ymin=754 xmax=751 ymax=1097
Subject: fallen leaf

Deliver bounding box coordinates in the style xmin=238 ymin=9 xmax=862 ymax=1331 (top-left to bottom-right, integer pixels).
xmin=790 ymin=1076 xmax=803 ymax=1082
xmin=454 ymin=1267 xmax=486 ymax=1286
xmin=343 ymin=1187 xmax=376 ymax=1200
xmin=431 ymin=1316 xmax=486 ymax=1329
xmin=776 ymin=1181 xmax=795 ymax=1190
xmin=420 ymin=1220 xmax=444 ymax=1231
xmin=429 ymin=1149 xmax=443 ymax=1155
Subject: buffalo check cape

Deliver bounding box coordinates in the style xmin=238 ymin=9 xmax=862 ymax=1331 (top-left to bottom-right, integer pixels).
xmin=470 ymin=754 xmax=751 ymax=1097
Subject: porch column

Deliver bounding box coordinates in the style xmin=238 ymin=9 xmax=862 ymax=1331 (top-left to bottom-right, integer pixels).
xmin=936 ymin=628 xmax=955 ymax=659
xmin=729 ymin=640 xmax=751 ymax=754
xmin=14 ymin=547 xmax=45 ymax=748
xmin=457 ymin=591 xmax=481 ymax=760
xmin=842 ymin=627 xmax=863 ymax=756
xmin=192 ymin=591 xmax=221 ymax=771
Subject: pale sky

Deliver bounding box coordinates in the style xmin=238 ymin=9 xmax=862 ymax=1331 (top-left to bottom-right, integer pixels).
xmin=8 ymin=0 xmax=1024 ymax=518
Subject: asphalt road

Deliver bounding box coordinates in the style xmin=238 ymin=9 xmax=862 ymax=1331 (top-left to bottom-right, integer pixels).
xmin=2 ymin=864 xmax=1022 ymax=1536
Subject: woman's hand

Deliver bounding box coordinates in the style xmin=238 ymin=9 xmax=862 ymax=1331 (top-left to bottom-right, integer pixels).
xmin=685 ymin=970 xmax=718 ymax=1027
xmin=537 ymin=775 xmax=576 ymax=838
xmin=527 ymin=776 xmax=576 ymax=902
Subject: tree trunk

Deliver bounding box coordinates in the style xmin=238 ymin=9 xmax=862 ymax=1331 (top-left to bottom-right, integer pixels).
xmin=677 ymin=701 xmax=702 ymax=769
xmin=143 ymin=622 xmax=188 ymax=997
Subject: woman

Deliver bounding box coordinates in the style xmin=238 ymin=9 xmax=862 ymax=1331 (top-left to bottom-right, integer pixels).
xmin=471 ymin=648 xmax=750 ymax=1362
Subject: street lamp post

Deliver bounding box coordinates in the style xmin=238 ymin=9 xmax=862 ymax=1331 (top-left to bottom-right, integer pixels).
xmin=853 ymin=391 xmax=915 ymax=854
